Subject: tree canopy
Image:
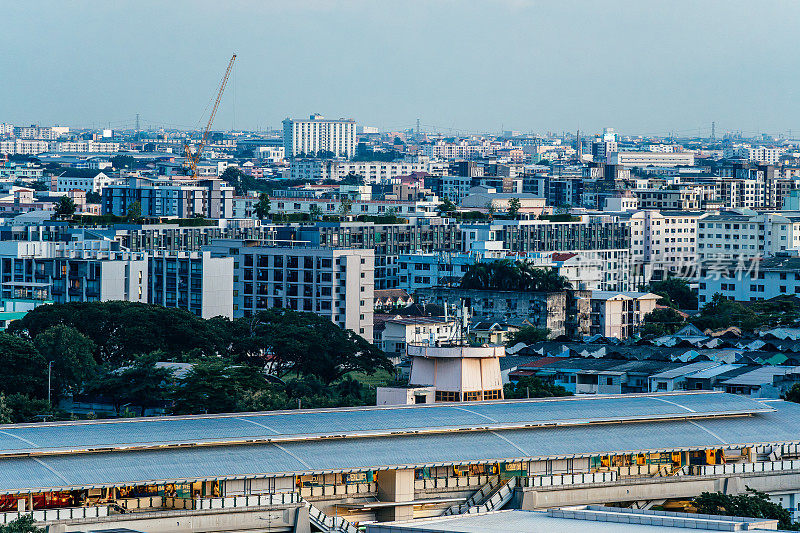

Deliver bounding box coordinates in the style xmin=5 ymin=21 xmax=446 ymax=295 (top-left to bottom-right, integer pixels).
xmin=648 ymin=277 xmax=698 ymax=310
xmin=504 ymin=376 xmax=571 ymax=399
xmin=640 ymin=307 xmax=685 ymax=337
xmin=690 ymin=294 xmax=762 ymax=332
xmin=692 ymin=489 xmax=799 ymax=530
xmin=506 ymin=326 xmax=550 ymax=346
xmin=460 ymin=260 xmax=572 ymax=292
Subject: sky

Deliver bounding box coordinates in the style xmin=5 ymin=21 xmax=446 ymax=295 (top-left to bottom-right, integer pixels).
xmin=1 ymin=0 xmax=799 ymax=137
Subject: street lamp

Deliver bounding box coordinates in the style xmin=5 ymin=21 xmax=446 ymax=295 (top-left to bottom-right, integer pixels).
xmin=47 ymin=361 xmax=53 ymax=406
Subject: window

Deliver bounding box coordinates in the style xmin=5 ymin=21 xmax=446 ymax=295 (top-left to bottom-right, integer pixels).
xmin=435 ymin=390 xmax=460 ymax=402
xmin=606 ymin=377 xmax=613 ymax=386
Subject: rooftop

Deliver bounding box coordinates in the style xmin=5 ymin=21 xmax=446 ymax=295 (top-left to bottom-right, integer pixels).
xmin=0 ymin=393 xmax=791 ymax=495
xmin=366 ymin=508 xmax=781 ymax=533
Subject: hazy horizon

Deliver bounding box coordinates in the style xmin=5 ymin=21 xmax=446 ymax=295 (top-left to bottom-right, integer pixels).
xmin=2 ymin=0 xmax=799 ymax=137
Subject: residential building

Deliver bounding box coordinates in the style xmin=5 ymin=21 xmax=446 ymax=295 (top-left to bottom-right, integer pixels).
xmin=101 ymin=177 xmax=235 ymax=219
xmin=206 ymin=240 xmax=375 ymax=340
xmin=608 ymin=151 xmax=695 ymax=167
xmin=698 ymin=256 xmax=800 ymax=304
xmin=0 ymin=240 xmax=147 ymax=304
xmin=588 ymin=291 xmax=660 ymax=339
xmin=282 ymin=114 xmax=357 ymax=158
xmin=289 ymin=159 xmax=445 ymax=183
xmin=415 ymin=286 xmax=588 ymax=338
xmin=696 ymin=211 xmax=800 ymax=261
xmin=147 ymin=250 xmax=233 ymax=319
xmin=53 ymin=169 xmax=115 ymax=193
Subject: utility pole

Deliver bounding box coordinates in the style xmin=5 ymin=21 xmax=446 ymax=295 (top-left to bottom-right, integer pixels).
xmin=47 ymin=361 xmax=53 ymax=406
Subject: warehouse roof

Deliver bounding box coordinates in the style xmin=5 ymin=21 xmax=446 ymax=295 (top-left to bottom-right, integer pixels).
xmin=0 ymin=396 xmax=795 ymax=494
xmin=0 ymin=392 xmax=771 ymax=457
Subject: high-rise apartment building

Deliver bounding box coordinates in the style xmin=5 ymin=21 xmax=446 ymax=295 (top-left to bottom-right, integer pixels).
xmin=207 ymin=240 xmax=375 ymax=340
xmin=282 ymin=114 xmax=357 ymax=159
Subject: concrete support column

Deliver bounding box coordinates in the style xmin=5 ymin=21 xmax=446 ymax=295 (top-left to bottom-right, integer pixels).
xmin=376 ymin=468 xmax=415 ymax=521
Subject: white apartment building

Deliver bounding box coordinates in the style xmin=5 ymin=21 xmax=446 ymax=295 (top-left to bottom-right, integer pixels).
xmin=282 ymin=114 xmax=357 ymax=158
xmin=13 ymin=125 xmax=64 ymax=140
xmin=54 ymin=171 xmax=116 ymax=193
xmin=0 ymin=124 xmax=13 ymax=136
xmin=633 ymin=187 xmax=703 ymax=210
xmin=608 ymin=151 xmax=695 ymax=167
xmin=0 ymin=139 xmax=51 ymax=155
xmin=647 ymin=144 xmax=677 ymax=153
xmin=698 ymin=256 xmax=800 ymax=304
xmin=589 ymin=291 xmax=660 ymax=339
xmin=0 ymin=240 xmax=147 ymax=304
xmin=55 ymin=141 xmax=121 ymax=153
xmin=725 ymin=146 xmax=786 ymax=164
xmin=207 ymin=240 xmax=375 ymax=340
xmin=627 ymin=210 xmax=700 ymax=281
xmin=423 ymin=141 xmax=484 ymax=159
xmin=271 ymin=196 xmax=440 ymax=218
xmin=253 ymin=146 xmax=285 ymax=163
xmin=289 ymin=159 xmax=446 ymax=183
xmin=696 ymin=211 xmax=800 ymax=261
xmin=0 ymin=164 xmax=43 ymax=181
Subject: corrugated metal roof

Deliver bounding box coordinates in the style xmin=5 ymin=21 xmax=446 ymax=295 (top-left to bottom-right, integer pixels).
xmin=0 ymin=393 xmax=771 ymax=457
xmin=0 ymin=400 xmax=797 ymax=494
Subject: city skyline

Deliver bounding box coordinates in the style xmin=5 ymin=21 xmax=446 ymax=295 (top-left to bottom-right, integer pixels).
xmin=3 ymin=0 xmax=800 ymax=136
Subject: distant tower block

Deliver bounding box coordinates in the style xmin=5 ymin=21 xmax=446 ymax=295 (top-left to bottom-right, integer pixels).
xmin=407 ymin=343 xmax=505 ymax=402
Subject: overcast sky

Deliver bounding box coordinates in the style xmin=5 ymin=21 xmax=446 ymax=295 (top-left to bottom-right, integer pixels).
xmin=2 ymin=0 xmax=798 ymax=137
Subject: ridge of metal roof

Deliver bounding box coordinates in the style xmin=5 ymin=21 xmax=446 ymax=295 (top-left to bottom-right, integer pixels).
xmin=0 ymin=401 xmax=796 ymax=495
xmin=0 ymin=392 xmax=774 ymax=458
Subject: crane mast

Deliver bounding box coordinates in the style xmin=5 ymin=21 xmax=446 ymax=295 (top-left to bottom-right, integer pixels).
xmin=184 ymin=53 xmax=236 ymax=180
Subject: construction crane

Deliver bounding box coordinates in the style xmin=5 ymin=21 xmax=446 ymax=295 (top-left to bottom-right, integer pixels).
xmin=183 ymin=53 xmax=236 ymax=180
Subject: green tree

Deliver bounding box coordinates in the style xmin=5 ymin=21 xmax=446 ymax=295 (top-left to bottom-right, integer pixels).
xmin=0 ymin=334 xmax=47 ymax=398
xmin=692 ymin=488 xmax=799 ymax=531
xmin=691 ymin=293 xmax=761 ymax=332
xmin=783 ymin=383 xmax=800 ymax=404
xmin=309 ymin=204 xmax=323 ymax=221
xmin=4 ymin=393 xmax=55 ymax=423
xmin=0 ymin=394 xmax=12 ymax=424
xmin=84 ymin=354 xmax=175 ymax=415
xmin=8 ymin=302 xmax=226 ymax=366
xmin=507 ymin=197 xmax=521 ymax=218
xmin=460 ymin=260 xmax=571 ymax=292
xmin=111 ymin=155 xmax=136 ymax=170
xmin=229 ymin=309 xmax=392 ymax=383
xmin=171 ymin=359 xmax=269 ymax=414
xmin=54 ymin=196 xmax=76 ymax=218
xmin=504 ymin=376 xmax=571 ymax=399
xmin=0 ymin=514 xmax=46 ymax=533
xmin=506 ymin=326 xmax=550 ymax=346
xmin=437 ymin=198 xmax=457 ymax=217
xmin=254 ymin=193 xmax=271 ymax=219
xmin=33 ymin=325 xmax=97 ymax=401
xmin=648 ymin=277 xmax=698 ymax=310
xmin=126 ymin=201 xmax=142 ymax=221
xmin=338 ymin=196 xmax=353 ymax=216
xmin=640 ymin=307 xmax=685 ymax=337
xmin=86 ymin=191 xmax=102 ymax=203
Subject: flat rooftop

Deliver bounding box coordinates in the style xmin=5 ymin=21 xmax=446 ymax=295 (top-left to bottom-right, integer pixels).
xmin=0 ymin=392 xmax=772 ymax=456
xmin=365 ymin=508 xmax=781 ymax=533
